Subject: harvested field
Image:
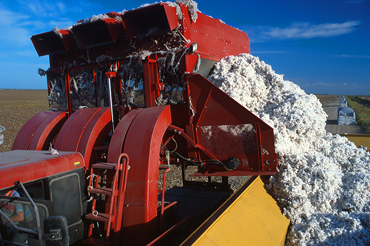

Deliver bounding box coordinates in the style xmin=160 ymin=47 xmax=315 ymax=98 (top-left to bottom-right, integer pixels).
xmin=317 ymin=94 xmax=366 ymax=135
xmin=315 ymin=94 xmax=339 ymax=104
xmin=0 ymin=89 xmax=48 ymax=152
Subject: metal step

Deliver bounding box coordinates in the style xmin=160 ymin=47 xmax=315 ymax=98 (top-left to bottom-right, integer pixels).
xmin=86 ymin=154 xmax=129 ymax=239
xmin=92 ymin=162 xmax=118 ymax=170
xmin=89 ymin=187 xmax=118 ymax=196
xmin=86 ymin=212 xmax=114 ymax=223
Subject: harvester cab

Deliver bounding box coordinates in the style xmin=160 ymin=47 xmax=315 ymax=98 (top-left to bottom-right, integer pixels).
xmin=0 ymin=2 xmax=289 ymax=245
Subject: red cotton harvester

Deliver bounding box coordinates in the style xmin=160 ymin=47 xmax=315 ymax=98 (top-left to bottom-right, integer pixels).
xmin=0 ymin=2 xmax=290 ymax=246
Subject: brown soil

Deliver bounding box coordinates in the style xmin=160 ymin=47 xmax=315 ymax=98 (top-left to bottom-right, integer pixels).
xmin=0 ymin=89 xmax=49 ymax=152
xmin=315 ymin=94 xmax=339 ymax=104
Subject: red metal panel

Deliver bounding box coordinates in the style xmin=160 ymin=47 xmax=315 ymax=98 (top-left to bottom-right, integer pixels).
xmin=54 ymin=108 xmax=97 ymax=151
xmin=12 ymin=111 xmax=66 ymax=150
xmin=180 ymin=5 xmax=250 ymax=61
xmin=143 ymin=57 xmax=162 ymax=107
xmin=184 ymin=54 xmax=199 ymax=74
xmin=54 ymin=108 xmax=112 ymax=169
xmin=188 ymin=74 xmax=264 ymax=126
xmin=163 ymin=3 xmax=179 ymax=31
xmin=186 ymin=74 xmax=278 ymax=175
xmin=27 ymin=112 xmax=67 ymax=150
xmin=31 ymin=30 xmax=76 ymax=57
xmin=0 ymin=150 xmax=83 ymax=190
xmin=122 ymin=3 xmax=178 ymax=38
xmin=107 ymin=109 xmax=143 ymax=164
xmin=55 ymin=108 xmax=100 ymax=151
xmin=77 ymin=108 xmax=112 ymax=168
xmin=59 ymin=29 xmax=76 ymax=51
xmin=32 ymin=3 xmax=249 ymax=68
xmin=53 ymin=109 xmax=84 ymax=150
xmin=120 ymin=106 xmax=172 ymax=245
xmin=185 ymin=124 xmax=198 ymax=159
xmin=72 ymin=18 xmax=126 ymax=49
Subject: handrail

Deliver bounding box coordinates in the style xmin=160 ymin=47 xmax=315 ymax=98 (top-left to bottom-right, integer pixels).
xmin=0 ymin=181 xmax=45 ymax=246
xmin=17 ymin=181 xmax=44 ymax=245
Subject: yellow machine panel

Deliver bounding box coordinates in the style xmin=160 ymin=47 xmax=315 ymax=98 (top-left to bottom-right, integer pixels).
xmin=181 ymin=176 xmax=290 ymax=246
xmin=342 ymin=134 xmax=370 ymax=150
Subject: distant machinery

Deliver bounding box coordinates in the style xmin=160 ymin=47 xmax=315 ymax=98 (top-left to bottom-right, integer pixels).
xmin=338 ymin=107 xmax=356 ymax=125
xmin=340 ymin=96 xmax=348 ymax=107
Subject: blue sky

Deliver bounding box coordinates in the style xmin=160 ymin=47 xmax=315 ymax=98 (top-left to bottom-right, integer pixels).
xmin=0 ymin=0 xmax=369 ymax=95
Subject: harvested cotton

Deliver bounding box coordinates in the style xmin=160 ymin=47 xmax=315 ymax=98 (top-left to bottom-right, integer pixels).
xmin=76 ymin=14 xmax=121 ymax=26
xmin=208 ymin=54 xmax=327 ymax=156
xmin=52 ymin=27 xmax=63 ymax=38
xmin=175 ymin=0 xmax=199 ymax=22
xmin=208 ymin=53 xmax=370 ymax=245
xmin=126 ymin=1 xmax=198 ymax=23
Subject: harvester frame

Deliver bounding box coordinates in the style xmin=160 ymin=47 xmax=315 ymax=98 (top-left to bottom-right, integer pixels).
xmin=0 ymin=2 xmax=289 ymax=246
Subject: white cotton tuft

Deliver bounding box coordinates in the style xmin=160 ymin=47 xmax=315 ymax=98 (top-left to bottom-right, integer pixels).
xmin=175 ymin=0 xmax=199 ymax=22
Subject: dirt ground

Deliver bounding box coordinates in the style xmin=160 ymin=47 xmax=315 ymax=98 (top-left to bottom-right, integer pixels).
xmin=0 ymin=89 xmax=48 ymax=152
xmin=315 ymin=94 xmax=339 ymax=104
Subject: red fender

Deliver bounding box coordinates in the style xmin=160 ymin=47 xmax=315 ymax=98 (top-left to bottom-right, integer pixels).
xmin=12 ymin=111 xmax=67 ymax=150
xmin=107 ymin=109 xmax=143 ymax=164
xmin=108 ymin=105 xmax=172 ymax=245
xmin=54 ymin=107 xmax=112 ymax=169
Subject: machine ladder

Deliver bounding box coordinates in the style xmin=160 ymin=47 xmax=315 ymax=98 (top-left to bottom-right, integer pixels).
xmin=85 ymin=153 xmax=129 ymax=238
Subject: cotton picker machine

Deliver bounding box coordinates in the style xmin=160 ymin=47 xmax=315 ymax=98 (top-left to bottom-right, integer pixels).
xmin=0 ymin=2 xmax=289 ymax=245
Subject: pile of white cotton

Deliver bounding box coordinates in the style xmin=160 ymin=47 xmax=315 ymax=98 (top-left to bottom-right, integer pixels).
xmin=208 ymin=53 xmax=370 ymax=245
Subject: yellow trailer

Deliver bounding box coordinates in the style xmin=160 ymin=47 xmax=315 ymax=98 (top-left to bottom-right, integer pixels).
xmin=181 ymin=176 xmax=290 ymax=246
xmin=341 ymin=134 xmax=370 ymax=150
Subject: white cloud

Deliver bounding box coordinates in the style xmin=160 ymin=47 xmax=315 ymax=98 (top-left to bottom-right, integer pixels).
xmin=0 ymin=2 xmax=76 ymax=49
xmin=56 ymin=2 xmax=67 ymax=13
xmin=0 ymin=9 xmax=31 ymax=47
xmin=16 ymin=0 xmax=105 ymax=17
xmin=263 ymin=21 xmax=360 ymax=40
xmin=334 ymin=55 xmax=370 ymax=58
xmin=17 ymin=0 xmax=67 ymax=17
